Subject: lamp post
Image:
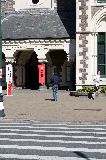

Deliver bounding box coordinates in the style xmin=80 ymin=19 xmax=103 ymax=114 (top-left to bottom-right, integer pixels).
xmin=0 ymin=1 xmax=5 ymax=117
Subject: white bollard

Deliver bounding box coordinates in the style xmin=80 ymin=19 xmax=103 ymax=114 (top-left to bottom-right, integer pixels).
xmin=0 ymin=94 xmax=5 ymax=117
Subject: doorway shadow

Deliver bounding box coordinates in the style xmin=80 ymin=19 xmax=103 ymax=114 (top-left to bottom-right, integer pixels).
xmin=25 ymin=52 xmax=39 ymax=90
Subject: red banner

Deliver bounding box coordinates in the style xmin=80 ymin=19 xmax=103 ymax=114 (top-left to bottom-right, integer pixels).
xmin=38 ymin=64 xmax=45 ymax=85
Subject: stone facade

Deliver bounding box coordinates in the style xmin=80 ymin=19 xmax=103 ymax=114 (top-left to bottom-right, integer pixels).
xmin=91 ymin=6 xmax=103 ymax=18
xmin=1 ymin=0 xmax=15 ymax=18
xmin=2 ymin=0 xmax=106 ymax=90
xmin=76 ymin=0 xmax=106 ymax=89
xmin=1 ymin=0 xmax=76 ymax=90
xmin=76 ymin=0 xmax=90 ymax=87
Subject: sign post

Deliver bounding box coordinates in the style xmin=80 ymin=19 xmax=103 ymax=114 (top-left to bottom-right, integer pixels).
xmin=0 ymin=1 xmax=5 ymax=117
xmin=6 ymin=64 xmax=13 ymax=96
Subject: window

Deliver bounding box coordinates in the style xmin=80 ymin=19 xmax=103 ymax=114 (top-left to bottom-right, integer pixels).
xmin=97 ymin=33 xmax=106 ymax=77
xmin=97 ymin=0 xmax=106 ymax=2
xmin=32 ymin=0 xmax=39 ymax=4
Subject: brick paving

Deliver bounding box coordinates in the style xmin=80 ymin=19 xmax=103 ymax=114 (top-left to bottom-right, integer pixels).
xmin=1 ymin=89 xmax=106 ymax=123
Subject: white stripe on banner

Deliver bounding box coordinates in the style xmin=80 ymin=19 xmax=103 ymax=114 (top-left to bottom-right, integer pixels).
xmin=0 ymin=138 xmax=106 ymax=144
xmin=0 ymin=145 xmax=106 ymax=153
xmin=0 ymin=133 xmax=105 ymax=139
xmin=0 ymin=154 xmax=104 ymax=160
xmin=0 ymin=128 xmax=106 ymax=134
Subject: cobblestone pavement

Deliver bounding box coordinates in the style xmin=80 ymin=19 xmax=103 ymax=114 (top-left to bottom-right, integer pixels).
xmin=1 ymin=89 xmax=106 ymax=123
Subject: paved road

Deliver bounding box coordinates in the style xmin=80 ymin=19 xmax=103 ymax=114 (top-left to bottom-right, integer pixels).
xmin=0 ymin=122 xmax=106 ymax=159
xmin=2 ymin=89 xmax=106 ymax=122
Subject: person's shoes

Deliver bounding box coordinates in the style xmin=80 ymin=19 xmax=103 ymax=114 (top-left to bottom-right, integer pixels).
xmin=96 ymin=92 xmax=99 ymax=96
xmin=92 ymin=92 xmax=95 ymax=100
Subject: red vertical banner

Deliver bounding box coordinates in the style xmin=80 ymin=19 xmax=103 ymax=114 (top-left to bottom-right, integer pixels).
xmin=7 ymin=81 xmax=12 ymax=96
xmin=38 ymin=64 xmax=45 ymax=85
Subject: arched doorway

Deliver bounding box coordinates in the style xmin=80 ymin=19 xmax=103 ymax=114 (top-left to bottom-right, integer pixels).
xmin=14 ymin=51 xmax=39 ymax=90
xmin=47 ymin=50 xmax=70 ymax=89
xmin=25 ymin=52 xmax=39 ymax=90
xmin=2 ymin=52 xmax=6 ymax=90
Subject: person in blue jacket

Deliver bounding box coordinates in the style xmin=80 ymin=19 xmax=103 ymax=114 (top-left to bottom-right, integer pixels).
xmin=50 ymin=72 xmax=61 ymax=101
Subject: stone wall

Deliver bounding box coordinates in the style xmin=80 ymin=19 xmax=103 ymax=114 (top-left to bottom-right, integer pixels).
xmin=76 ymin=0 xmax=89 ymax=86
xmin=79 ymin=34 xmax=89 ymax=84
xmin=1 ymin=0 xmax=15 ymax=19
xmin=91 ymin=6 xmax=103 ymax=18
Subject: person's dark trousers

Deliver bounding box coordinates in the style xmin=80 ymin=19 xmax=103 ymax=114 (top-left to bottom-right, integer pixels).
xmin=52 ymin=84 xmax=58 ymax=101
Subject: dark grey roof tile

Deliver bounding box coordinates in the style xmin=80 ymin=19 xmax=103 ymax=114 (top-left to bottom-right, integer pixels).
xmin=2 ymin=9 xmax=75 ymax=39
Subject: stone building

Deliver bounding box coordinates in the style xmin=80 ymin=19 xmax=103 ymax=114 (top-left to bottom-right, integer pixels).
xmin=76 ymin=0 xmax=106 ymax=89
xmin=2 ymin=0 xmax=106 ymax=90
xmin=1 ymin=0 xmax=76 ymax=90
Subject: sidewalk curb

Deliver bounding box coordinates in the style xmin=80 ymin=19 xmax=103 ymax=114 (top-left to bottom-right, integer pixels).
xmin=0 ymin=118 xmax=106 ymax=124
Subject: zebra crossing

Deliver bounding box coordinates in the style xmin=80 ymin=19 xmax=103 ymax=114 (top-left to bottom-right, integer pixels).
xmin=0 ymin=122 xmax=106 ymax=159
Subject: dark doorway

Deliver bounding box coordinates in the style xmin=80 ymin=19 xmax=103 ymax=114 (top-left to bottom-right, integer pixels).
xmin=2 ymin=52 xmax=6 ymax=90
xmin=25 ymin=52 xmax=39 ymax=90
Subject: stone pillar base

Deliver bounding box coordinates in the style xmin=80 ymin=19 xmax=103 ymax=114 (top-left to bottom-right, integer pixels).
xmin=38 ymin=85 xmax=47 ymax=91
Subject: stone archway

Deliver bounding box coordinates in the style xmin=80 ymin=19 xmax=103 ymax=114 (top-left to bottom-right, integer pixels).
xmin=25 ymin=52 xmax=39 ymax=90
xmin=14 ymin=50 xmax=39 ymax=90
xmin=46 ymin=49 xmax=70 ymax=89
xmin=91 ymin=11 xmax=106 ymax=77
xmin=92 ymin=8 xmax=106 ymax=32
xmin=2 ymin=52 xmax=6 ymax=89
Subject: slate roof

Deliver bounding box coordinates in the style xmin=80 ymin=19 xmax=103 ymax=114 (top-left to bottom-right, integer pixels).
xmin=2 ymin=9 xmax=75 ymax=40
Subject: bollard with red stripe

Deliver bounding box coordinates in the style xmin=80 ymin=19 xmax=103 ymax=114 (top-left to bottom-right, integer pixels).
xmin=6 ymin=64 xmax=13 ymax=96
xmin=7 ymin=81 xmax=12 ymax=96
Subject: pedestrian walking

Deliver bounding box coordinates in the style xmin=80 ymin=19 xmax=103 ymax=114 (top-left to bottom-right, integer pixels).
xmin=50 ymin=72 xmax=61 ymax=101
xmin=93 ymin=70 xmax=101 ymax=99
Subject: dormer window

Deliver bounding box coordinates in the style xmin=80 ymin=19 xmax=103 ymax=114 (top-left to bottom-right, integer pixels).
xmin=32 ymin=0 xmax=39 ymax=4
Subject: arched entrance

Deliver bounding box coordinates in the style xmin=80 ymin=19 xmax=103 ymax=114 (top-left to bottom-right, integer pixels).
xmin=49 ymin=50 xmax=67 ymax=74
xmin=14 ymin=51 xmax=39 ymax=90
xmin=2 ymin=52 xmax=6 ymax=90
xmin=46 ymin=50 xmax=70 ymax=89
xmin=25 ymin=52 xmax=39 ymax=90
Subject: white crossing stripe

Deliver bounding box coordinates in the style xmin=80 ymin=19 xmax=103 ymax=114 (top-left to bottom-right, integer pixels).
xmin=0 ymin=154 xmax=105 ymax=160
xmin=0 ymin=123 xmax=30 ymax=125
xmin=31 ymin=124 xmax=106 ymax=126
xmin=0 ymin=132 xmax=105 ymax=139
xmin=0 ymin=123 xmax=106 ymax=126
xmin=0 ymin=138 xmax=106 ymax=144
xmin=0 ymin=145 xmax=106 ymax=153
xmin=0 ymin=128 xmax=106 ymax=134
xmin=0 ymin=125 xmax=106 ymax=130
xmin=0 ymin=123 xmax=106 ymax=159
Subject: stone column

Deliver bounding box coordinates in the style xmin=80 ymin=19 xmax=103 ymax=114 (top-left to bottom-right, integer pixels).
xmin=3 ymin=49 xmax=15 ymax=64
xmin=76 ymin=0 xmax=90 ymax=89
xmin=3 ymin=49 xmax=16 ymax=87
xmin=35 ymin=48 xmax=48 ymax=90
